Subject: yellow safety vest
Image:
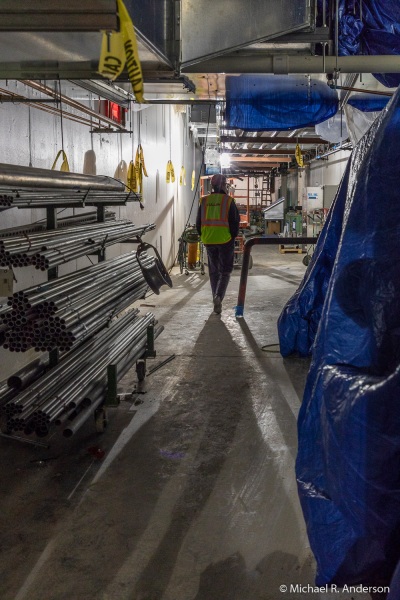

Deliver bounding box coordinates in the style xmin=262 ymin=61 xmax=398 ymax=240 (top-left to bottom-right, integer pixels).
xmin=200 ymin=193 xmax=233 ymax=245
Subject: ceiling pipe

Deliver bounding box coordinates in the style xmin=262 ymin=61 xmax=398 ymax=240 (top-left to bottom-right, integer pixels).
xmin=182 ymin=55 xmax=400 ymax=74
xmin=21 ymin=80 xmax=127 ymax=130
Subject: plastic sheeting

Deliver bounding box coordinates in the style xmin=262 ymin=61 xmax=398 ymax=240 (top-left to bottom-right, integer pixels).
xmin=287 ymin=84 xmax=400 ymax=585
xmin=345 ymin=94 xmax=390 ymax=146
xmin=344 ymin=104 xmax=381 ymax=146
xmin=338 ymin=0 xmax=400 ymax=87
xmin=225 ymin=75 xmax=338 ymax=131
xmin=315 ymin=111 xmax=349 ymax=143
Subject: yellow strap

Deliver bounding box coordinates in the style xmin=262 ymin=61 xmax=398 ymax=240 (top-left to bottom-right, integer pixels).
xmin=179 ymin=166 xmax=186 ymax=186
xmin=295 ymin=144 xmax=304 ymax=167
xmin=134 ymin=146 xmax=140 ymax=179
xmin=98 ymin=0 xmax=145 ymax=103
xmin=51 ymin=150 xmax=70 ymax=172
xmin=166 ymin=160 xmax=175 ymax=183
xmin=139 ymin=144 xmax=148 ymax=177
xmin=127 ymin=159 xmax=136 ymax=191
xmin=191 ymin=169 xmax=195 ymax=191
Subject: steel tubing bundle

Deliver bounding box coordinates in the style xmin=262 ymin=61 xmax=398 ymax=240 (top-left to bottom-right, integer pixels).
xmin=0 ymin=210 xmax=115 ymax=238
xmin=0 ymin=219 xmax=131 ymax=253
xmin=7 ymin=357 xmax=48 ymax=389
xmin=0 ymin=221 xmax=155 ymax=269
xmin=1 ymin=253 xmax=153 ymax=352
xmin=3 ymin=310 xmax=156 ymax=436
xmin=8 ymin=250 xmax=143 ymax=310
xmin=0 ymin=356 xmax=49 ymax=416
xmin=0 ymin=190 xmax=141 ymax=209
xmin=62 ymin=324 xmax=164 ymax=438
xmin=3 ymin=308 xmax=140 ymax=418
xmin=41 ymin=315 xmax=155 ymax=423
xmin=0 ymin=163 xmax=126 ymax=191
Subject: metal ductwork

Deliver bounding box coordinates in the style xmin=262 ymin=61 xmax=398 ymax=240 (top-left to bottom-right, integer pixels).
xmin=181 ymin=0 xmax=313 ymax=68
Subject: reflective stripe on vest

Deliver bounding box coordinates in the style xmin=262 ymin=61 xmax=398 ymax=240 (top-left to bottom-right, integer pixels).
xmin=200 ymin=193 xmax=233 ymax=245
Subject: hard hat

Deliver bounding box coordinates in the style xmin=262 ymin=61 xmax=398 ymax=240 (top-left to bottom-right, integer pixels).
xmin=211 ymin=173 xmax=227 ymax=191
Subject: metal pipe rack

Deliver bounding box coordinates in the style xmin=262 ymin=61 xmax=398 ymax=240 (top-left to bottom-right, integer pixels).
xmin=0 ymin=163 xmax=164 ymax=445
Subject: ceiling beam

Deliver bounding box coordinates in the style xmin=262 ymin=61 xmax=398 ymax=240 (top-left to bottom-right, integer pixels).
xmin=221 ymin=136 xmax=327 ymax=145
xmin=230 ymin=157 xmax=292 ymax=163
xmin=230 ymin=163 xmax=281 ymax=169
xmin=223 ymin=148 xmax=295 ymax=155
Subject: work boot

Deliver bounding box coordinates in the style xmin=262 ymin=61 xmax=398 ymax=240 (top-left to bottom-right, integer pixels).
xmin=213 ymin=295 xmax=222 ymax=314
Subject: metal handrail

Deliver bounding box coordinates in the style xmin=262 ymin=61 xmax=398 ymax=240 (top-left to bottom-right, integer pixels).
xmin=235 ymin=236 xmax=318 ymax=317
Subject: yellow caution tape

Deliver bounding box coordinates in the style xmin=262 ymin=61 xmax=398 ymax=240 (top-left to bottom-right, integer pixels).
xmin=295 ymin=144 xmax=304 ymax=168
xmin=51 ymin=150 xmax=70 ymax=172
xmin=166 ymin=160 xmax=175 ymax=183
xmin=98 ymin=0 xmax=144 ymax=103
xmin=191 ymin=169 xmax=195 ymax=191
xmin=179 ymin=166 xmax=186 ymax=186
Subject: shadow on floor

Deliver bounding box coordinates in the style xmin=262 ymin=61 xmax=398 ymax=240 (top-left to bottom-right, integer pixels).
xmin=6 ymin=315 xmax=311 ymax=600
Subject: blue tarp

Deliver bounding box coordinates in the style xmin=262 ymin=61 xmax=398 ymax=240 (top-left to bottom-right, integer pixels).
xmin=347 ymin=93 xmax=391 ymax=111
xmin=225 ymin=75 xmax=338 ymax=131
xmin=338 ymin=0 xmax=400 ymax=87
xmin=277 ymin=165 xmax=348 ymax=357
xmin=280 ymin=84 xmax=400 ymax=585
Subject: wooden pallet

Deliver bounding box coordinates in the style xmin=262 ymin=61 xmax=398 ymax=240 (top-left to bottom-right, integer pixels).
xmin=279 ymin=244 xmax=304 ymax=254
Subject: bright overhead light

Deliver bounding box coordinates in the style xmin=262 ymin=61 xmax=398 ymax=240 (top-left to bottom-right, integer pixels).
xmin=220 ymin=153 xmax=231 ymax=169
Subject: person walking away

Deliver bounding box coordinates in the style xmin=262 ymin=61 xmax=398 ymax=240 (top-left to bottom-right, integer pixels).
xmin=196 ymin=173 xmax=240 ymax=314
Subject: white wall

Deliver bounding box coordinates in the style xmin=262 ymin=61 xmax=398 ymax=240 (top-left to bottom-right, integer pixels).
xmin=0 ymin=81 xmax=201 ymax=378
xmin=307 ymin=149 xmax=351 ymax=188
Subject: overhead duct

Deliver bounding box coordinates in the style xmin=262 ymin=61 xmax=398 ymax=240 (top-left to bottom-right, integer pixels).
xmin=182 ymin=54 xmax=400 ymax=74
xmin=181 ymin=0 xmax=312 ymax=68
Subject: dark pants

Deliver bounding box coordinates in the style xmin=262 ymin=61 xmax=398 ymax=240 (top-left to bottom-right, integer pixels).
xmin=205 ymin=239 xmax=235 ymax=301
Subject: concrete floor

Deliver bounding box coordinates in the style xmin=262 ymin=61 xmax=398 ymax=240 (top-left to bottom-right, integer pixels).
xmin=0 ymin=247 xmax=372 ymax=600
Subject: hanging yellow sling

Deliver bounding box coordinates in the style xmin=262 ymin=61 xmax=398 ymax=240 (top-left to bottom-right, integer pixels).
xmin=191 ymin=169 xmax=195 ymax=191
xmin=295 ymin=144 xmax=304 ymax=168
xmin=127 ymin=159 xmax=137 ymax=191
xmin=166 ymin=160 xmax=175 ymax=183
xmin=179 ymin=166 xmax=186 ymax=186
xmin=51 ymin=150 xmax=70 ymax=172
xmin=128 ymin=144 xmax=148 ymax=195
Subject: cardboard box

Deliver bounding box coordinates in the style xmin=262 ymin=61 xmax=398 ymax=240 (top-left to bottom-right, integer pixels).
xmin=266 ymin=221 xmax=281 ymax=235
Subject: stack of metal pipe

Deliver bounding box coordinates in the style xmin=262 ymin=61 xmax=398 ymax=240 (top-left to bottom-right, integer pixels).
xmin=0 ymin=163 xmax=142 ymax=209
xmin=0 ymin=163 xmax=127 ymax=190
xmin=0 ymin=357 xmax=48 ymax=412
xmin=0 ymin=189 xmax=141 ymax=209
xmin=0 ymin=210 xmax=115 ymax=238
xmin=1 ymin=250 xmax=155 ymax=352
xmin=2 ymin=309 xmax=163 ymax=438
xmin=0 ymin=221 xmax=155 ymax=269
